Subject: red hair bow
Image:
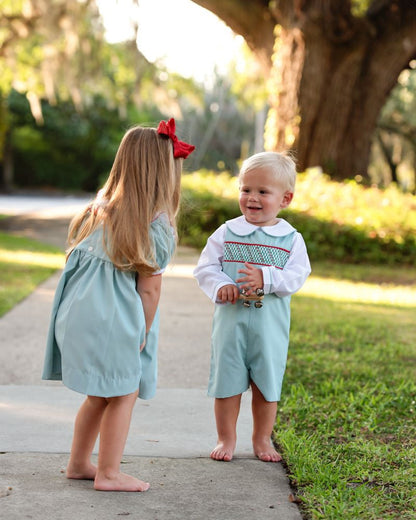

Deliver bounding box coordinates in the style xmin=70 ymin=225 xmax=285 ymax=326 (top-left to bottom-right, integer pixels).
xmin=157 ymin=118 xmax=195 ymax=159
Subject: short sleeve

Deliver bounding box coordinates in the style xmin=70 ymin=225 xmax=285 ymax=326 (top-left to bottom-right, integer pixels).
xmin=150 ymin=213 xmax=176 ymax=274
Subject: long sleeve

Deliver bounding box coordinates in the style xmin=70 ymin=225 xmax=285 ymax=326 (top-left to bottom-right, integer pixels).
xmin=261 ymin=233 xmax=311 ymax=297
xmin=193 ymin=225 xmax=236 ymax=303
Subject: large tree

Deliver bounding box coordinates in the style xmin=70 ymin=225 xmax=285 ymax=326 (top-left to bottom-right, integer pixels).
xmin=192 ymin=0 xmax=416 ymax=179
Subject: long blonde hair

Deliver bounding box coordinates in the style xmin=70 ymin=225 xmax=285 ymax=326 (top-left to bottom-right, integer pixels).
xmin=67 ymin=125 xmax=182 ymax=275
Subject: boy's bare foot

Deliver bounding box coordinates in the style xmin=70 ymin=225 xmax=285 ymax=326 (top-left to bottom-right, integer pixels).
xmin=210 ymin=441 xmax=235 ymax=462
xmin=253 ymin=438 xmax=282 ymax=463
xmin=94 ymin=472 xmax=150 ymax=492
xmin=66 ymin=462 xmax=97 ymax=480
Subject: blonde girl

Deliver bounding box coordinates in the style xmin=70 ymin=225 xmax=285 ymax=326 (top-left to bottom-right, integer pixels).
xmin=43 ymin=119 xmax=194 ymax=491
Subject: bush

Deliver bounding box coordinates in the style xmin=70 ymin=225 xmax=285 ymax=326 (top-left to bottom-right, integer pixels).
xmin=178 ymin=169 xmax=416 ymax=265
xmin=7 ymin=90 xmax=164 ymax=191
xmin=179 ymin=170 xmax=240 ymax=247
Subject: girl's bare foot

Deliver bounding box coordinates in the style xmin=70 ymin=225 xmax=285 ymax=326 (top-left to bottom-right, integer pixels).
xmin=210 ymin=441 xmax=235 ymax=462
xmin=253 ymin=438 xmax=282 ymax=463
xmin=94 ymin=471 xmax=150 ymax=492
xmin=66 ymin=462 xmax=97 ymax=480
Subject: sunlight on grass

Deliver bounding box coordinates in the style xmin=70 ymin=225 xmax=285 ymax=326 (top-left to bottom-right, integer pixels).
xmin=0 ymin=234 xmax=65 ymax=317
xmin=0 ymin=249 xmax=65 ymax=269
xmin=276 ymin=293 xmax=416 ymax=519
xmin=302 ymin=276 xmax=416 ymax=307
xmin=163 ymin=262 xmax=416 ymax=307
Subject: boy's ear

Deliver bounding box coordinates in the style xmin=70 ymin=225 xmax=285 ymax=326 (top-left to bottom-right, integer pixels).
xmin=280 ymin=191 xmax=294 ymax=208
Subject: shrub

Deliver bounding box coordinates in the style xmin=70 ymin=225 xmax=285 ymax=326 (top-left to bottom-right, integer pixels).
xmin=178 ymin=169 xmax=416 ymax=265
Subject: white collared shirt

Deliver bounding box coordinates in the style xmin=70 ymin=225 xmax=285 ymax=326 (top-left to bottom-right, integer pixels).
xmin=193 ymin=216 xmax=311 ymax=303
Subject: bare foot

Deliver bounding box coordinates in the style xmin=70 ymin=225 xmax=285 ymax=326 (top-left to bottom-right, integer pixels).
xmin=94 ymin=471 xmax=150 ymax=492
xmin=253 ymin=438 xmax=282 ymax=463
xmin=210 ymin=441 xmax=235 ymax=462
xmin=66 ymin=462 xmax=97 ymax=480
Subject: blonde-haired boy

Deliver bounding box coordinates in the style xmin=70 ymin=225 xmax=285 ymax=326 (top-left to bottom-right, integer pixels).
xmin=194 ymin=151 xmax=311 ymax=462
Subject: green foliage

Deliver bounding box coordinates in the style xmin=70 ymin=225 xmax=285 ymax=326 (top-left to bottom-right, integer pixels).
xmin=0 ymin=0 xmax=104 ymax=98
xmin=350 ymin=0 xmax=371 ymax=17
xmin=275 ymin=287 xmax=416 ymax=519
xmin=0 ymin=2 xmax=168 ymax=190
xmin=8 ymin=91 xmax=120 ymax=190
xmin=372 ymin=64 xmax=416 ymax=190
xmin=179 ymin=170 xmax=240 ymax=246
xmin=7 ymin=90 xmax=164 ymax=191
xmin=227 ymin=40 xmax=268 ymax=113
xmin=178 ymin=169 xmax=416 ymax=265
xmin=184 ymin=76 xmax=257 ymax=173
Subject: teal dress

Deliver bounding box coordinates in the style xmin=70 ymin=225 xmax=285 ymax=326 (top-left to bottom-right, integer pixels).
xmin=42 ymin=214 xmax=175 ymax=399
xmin=208 ymin=223 xmax=295 ymax=402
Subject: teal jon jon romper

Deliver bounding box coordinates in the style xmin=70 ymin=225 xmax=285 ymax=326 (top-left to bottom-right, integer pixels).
xmin=208 ymin=224 xmax=295 ymax=402
xmin=42 ymin=214 xmax=175 ymax=399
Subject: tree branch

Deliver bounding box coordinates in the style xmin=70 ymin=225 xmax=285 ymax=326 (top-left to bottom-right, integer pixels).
xmin=190 ymin=0 xmax=275 ymax=71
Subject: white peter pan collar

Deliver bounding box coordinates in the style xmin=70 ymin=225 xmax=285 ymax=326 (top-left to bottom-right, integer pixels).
xmin=226 ymin=215 xmax=296 ymax=237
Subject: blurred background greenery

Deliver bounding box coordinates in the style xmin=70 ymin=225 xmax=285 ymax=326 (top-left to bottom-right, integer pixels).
xmin=179 ymin=170 xmax=416 ymax=265
xmin=0 ymin=0 xmax=415 ymax=267
xmin=1 ymin=0 xmax=416 ymax=192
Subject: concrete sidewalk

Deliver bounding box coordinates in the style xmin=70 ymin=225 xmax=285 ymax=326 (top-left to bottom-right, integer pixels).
xmin=0 ymin=201 xmax=302 ymax=520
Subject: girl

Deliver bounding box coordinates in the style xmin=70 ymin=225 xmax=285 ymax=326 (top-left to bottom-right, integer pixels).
xmin=193 ymin=151 xmax=311 ymax=463
xmin=42 ymin=119 xmax=194 ymax=491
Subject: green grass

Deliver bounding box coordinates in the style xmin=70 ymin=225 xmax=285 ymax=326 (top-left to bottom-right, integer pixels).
xmin=0 ymin=227 xmax=415 ymax=518
xmin=275 ymin=263 xmax=416 ymax=519
xmin=0 ymin=232 xmax=64 ymax=316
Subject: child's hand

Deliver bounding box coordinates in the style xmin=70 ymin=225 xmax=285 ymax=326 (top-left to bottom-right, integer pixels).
xmin=236 ymin=263 xmax=264 ymax=296
xmin=217 ymin=284 xmax=239 ymax=304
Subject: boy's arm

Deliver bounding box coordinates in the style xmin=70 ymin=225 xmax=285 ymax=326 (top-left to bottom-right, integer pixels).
xmin=193 ymin=225 xmax=237 ymax=303
xmin=136 ymin=273 xmax=162 ymax=350
xmin=261 ymin=233 xmax=311 ymax=297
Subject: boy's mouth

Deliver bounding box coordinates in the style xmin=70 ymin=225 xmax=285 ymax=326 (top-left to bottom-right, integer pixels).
xmin=247 ymin=206 xmax=261 ymax=211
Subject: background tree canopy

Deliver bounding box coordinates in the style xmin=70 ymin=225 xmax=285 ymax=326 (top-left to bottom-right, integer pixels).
xmin=0 ymin=0 xmax=415 ymax=192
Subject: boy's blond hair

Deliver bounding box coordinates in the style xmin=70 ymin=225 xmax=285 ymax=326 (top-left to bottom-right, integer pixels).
xmin=67 ymin=125 xmax=182 ymax=275
xmin=239 ymin=151 xmax=297 ymax=193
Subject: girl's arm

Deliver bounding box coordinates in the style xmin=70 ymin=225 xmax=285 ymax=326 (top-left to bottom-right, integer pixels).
xmin=136 ymin=273 xmax=162 ymax=350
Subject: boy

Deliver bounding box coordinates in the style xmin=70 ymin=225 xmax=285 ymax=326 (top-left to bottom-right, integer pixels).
xmin=193 ymin=152 xmax=311 ymax=462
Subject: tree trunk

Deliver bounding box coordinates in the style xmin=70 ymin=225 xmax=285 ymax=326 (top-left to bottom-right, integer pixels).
xmin=191 ymin=0 xmax=416 ymax=179
xmin=2 ymin=134 xmax=14 ymax=192
xmin=376 ymin=131 xmax=399 ymax=185
xmin=294 ymin=11 xmax=416 ymax=179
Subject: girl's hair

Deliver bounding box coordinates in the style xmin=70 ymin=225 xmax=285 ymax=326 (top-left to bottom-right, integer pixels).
xmin=239 ymin=151 xmax=297 ymax=192
xmin=67 ymin=125 xmax=182 ymax=275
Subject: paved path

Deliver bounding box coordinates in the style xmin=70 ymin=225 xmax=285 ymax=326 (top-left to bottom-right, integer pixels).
xmin=0 ymin=194 xmax=302 ymax=519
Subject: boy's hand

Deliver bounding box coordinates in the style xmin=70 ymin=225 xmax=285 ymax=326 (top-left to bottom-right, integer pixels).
xmin=217 ymin=284 xmax=239 ymax=304
xmin=236 ymin=263 xmax=263 ymax=296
